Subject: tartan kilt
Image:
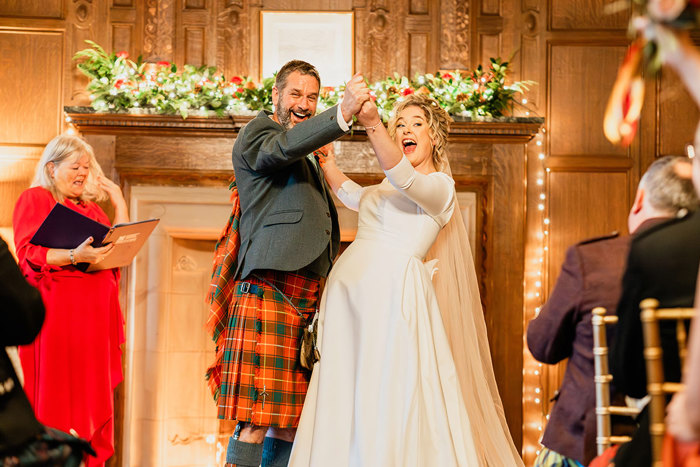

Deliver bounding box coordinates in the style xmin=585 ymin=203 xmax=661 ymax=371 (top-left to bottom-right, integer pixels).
xmin=217 ymin=269 xmax=320 ymax=428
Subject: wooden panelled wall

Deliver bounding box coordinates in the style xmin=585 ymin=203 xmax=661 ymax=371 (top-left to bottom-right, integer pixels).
xmin=1 ymin=0 xmax=699 ymax=462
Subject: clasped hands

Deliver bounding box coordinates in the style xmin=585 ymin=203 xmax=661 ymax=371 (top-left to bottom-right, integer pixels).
xmin=339 ymin=72 xmax=383 ymax=131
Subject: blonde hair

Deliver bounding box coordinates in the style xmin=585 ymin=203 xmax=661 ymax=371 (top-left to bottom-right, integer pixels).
xmin=32 ymin=134 xmax=107 ymax=203
xmin=388 ymin=94 xmax=452 ymax=170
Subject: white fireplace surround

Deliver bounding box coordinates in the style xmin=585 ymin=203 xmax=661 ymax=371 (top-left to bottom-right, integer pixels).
xmin=123 ymin=185 xmax=231 ymax=467
xmin=120 ymin=184 xmax=476 ymax=466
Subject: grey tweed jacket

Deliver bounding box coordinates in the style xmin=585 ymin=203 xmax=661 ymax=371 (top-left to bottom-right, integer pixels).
xmin=232 ymin=105 xmax=346 ymax=280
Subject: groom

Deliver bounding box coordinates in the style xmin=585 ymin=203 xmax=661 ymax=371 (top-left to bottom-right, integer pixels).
xmin=220 ymin=60 xmax=369 ymax=467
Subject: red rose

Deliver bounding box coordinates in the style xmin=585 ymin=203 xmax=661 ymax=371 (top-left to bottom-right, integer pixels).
xmin=442 ymin=73 xmax=453 ymax=80
xmin=230 ymin=76 xmax=243 ymax=85
xmin=237 ymin=87 xmax=245 ymax=94
xmin=157 ymin=61 xmax=170 ymax=67
xmin=114 ymin=79 xmax=124 ymax=89
xmin=116 ymin=51 xmax=128 ymax=59
xmin=401 ymin=88 xmax=414 ymax=96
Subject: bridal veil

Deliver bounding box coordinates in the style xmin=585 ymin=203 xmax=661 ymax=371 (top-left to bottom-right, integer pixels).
xmin=426 ymin=160 xmax=524 ymax=466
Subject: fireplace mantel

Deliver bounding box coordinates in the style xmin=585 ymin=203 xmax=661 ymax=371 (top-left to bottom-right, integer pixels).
xmin=65 ymin=106 xmax=542 ymax=459
xmin=64 ymin=106 xmax=543 ymax=143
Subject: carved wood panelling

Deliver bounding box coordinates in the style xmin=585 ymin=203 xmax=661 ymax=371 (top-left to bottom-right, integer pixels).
xmin=480 ymin=33 xmax=501 ymax=63
xmin=410 ymin=0 xmax=429 ymax=15
xmin=186 ymin=0 xmax=207 ymax=8
xmin=658 ymin=68 xmax=700 ymax=156
xmin=177 ymin=0 xmax=217 ymax=66
xmin=184 ymin=27 xmax=205 ymax=65
xmin=0 ymin=147 xmax=43 ymax=226
xmin=548 ymin=43 xmax=629 ymax=157
xmin=143 ymin=0 xmax=175 ymax=61
xmin=216 ymin=0 xmax=249 ymax=78
xmin=112 ymin=25 xmax=133 ymax=54
xmin=67 ymin=0 xmax=111 ymax=106
xmin=548 ymin=171 xmax=630 ymax=276
xmin=409 ymin=33 xmax=428 ymax=76
xmin=0 ymin=31 xmax=63 ymax=143
xmin=110 ymin=4 xmax=142 ymax=60
xmin=439 ymin=0 xmax=469 ymax=70
xmin=482 ymin=0 xmax=501 ymax=15
xmin=473 ymin=11 xmax=505 ymax=68
xmin=0 ymin=1 xmax=63 ymax=19
xmin=549 ymin=0 xmax=629 ymax=30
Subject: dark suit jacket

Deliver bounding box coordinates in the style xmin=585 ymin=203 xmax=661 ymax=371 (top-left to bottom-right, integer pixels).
xmin=0 ymin=237 xmax=45 ymax=453
xmin=527 ymin=231 xmax=632 ymax=464
xmin=611 ymin=210 xmax=700 ymax=466
xmin=232 ymin=106 xmax=345 ymax=279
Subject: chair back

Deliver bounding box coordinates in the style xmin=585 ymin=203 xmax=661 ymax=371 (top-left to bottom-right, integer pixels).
xmin=592 ymin=307 xmax=640 ymax=455
xmin=640 ymin=298 xmax=696 ymax=467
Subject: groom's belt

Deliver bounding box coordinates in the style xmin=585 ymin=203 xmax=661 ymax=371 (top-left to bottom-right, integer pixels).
xmin=237 ymin=281 xmax=263 ymax=297
xmin=236 ymin=272 xmax=319 ymax=314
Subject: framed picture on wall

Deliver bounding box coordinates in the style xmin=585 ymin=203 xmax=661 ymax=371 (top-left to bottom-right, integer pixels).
xmin=260 ymin=11 xmax=354 ymax=87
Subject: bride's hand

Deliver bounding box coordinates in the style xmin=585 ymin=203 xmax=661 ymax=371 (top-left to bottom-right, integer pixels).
xmin=357 ymin=100 xmax=381 ymax=128
xmin=317 ymin=143 xmax=336 ymax=169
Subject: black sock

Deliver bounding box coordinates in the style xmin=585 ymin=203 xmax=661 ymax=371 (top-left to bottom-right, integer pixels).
xmin=261 ymin=437 xmax=293 ymax=467
xmin=226 ymin=437 xmax=264 ymax=467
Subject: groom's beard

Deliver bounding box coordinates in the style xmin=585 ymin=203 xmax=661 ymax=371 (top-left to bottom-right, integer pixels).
xmin=276 ymin=97 xmax=312 ymax=130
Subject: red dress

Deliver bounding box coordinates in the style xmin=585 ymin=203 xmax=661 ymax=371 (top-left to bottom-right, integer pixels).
xmin=12 ymin=186 xmax=124 ymax=467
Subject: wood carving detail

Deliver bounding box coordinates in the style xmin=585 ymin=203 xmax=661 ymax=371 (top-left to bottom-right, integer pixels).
xmin=156 ymin=0 xmax=175 ymax=61
xmin=217 ymin=0 xmax=248 ymax=78
xmin=440 ymin=0 xmax=469 ymax=70
xmin=144 ymin=0 xmax=159 ymax=57
xmin=69 ymin=0 xmax=98 ymax=104
xmin=143 ymin=0 xmax=175 ymax=61
xmin=367 ymin=1 xmax=409 ymax=81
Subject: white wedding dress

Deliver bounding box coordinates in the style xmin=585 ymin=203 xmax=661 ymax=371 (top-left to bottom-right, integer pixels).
xmin=290 ymin=156 xmax=504 ymax=467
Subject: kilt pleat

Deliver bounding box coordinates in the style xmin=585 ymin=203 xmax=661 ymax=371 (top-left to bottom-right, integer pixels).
xmin=217 ymin=269 xmax=319 ymax=428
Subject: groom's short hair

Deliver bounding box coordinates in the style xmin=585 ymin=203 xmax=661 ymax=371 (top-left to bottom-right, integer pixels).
xmin=275 ymin=60 xmax=321 ymax=92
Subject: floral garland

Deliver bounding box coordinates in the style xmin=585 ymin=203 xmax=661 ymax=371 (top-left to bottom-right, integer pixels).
xmin=74 ymin=41 xmax=531 ymax=120
xmin=604 ymin=0 xmax=699 ymax=146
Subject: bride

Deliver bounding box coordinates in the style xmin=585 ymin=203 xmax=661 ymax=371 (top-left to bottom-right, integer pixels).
xmin=290 ymin=94 xmax=523 ymax=466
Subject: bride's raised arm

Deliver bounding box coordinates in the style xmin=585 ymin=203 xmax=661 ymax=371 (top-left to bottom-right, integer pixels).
xmin=357 ymin=99 xmax=454 ymax=218
xmin=319 ymin=143 xmax=366 ymax=212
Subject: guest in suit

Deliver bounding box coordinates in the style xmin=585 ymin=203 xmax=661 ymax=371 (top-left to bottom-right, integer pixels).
xmin=663 ymin=31 xmax=700 ymax=446
xmin=527 ymin=155 xmax=699 ymax=466
xmin=610 ymin=159 xmax=700 ymax=464
xmin=12 ymin=134 xmax=129 ymax=467
xmin=0 ymin=236 xmax=45 ymax=458
xmin=212 ymin=60 xmax=369 ymax=467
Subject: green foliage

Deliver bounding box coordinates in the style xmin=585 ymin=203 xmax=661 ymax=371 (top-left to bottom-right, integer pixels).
xmin=74 ymin=41 xmax=534 ymax=120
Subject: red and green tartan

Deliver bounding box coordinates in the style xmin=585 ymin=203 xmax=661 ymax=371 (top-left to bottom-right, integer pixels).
xmin=206 ymin=157 xmax=325 ymax=427
xmin=205 ymin=178 xmax=241 ymax=402
xmin=216 ymin=270 xmax=319 ymax=427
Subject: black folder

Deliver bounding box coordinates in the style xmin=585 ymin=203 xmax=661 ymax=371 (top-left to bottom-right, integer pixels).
xmin=30 ymin=202 xmax=159 ymax=272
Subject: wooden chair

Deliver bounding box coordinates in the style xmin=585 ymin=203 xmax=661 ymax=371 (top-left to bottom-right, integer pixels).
xmin=640 ymin=298 xmax=696 ymax=467
xmin=592 ymin=307 xmax=641 ymax=455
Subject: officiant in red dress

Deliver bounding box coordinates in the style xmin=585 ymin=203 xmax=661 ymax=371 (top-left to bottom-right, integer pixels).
xmin=12 ymin=134 xmax=129 ymax=466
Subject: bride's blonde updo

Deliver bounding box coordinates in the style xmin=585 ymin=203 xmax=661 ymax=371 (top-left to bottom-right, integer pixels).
xmin=388 ymin=94 xmax=452 ymax=170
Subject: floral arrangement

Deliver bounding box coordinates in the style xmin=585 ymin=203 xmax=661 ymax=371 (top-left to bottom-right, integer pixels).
xmin=603 ymin=0 xmax=699 ymax=146
xmin=74 ymin=41 xmax=531 ymax=120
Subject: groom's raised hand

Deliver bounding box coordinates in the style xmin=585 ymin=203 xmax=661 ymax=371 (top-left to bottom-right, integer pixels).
xmin=340 ymin=72 xmax=371 ymax=123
